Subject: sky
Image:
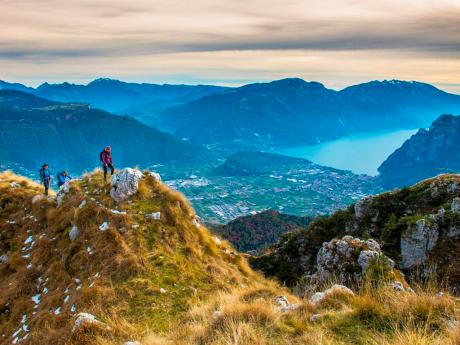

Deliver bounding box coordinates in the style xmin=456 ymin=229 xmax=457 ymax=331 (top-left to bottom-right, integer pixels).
xmin=1 ymin=0 xmax=459 ymax=92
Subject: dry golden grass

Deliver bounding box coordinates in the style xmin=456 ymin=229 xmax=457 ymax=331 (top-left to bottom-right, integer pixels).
xmin=1 ymin=170 xmax=460 ymax=345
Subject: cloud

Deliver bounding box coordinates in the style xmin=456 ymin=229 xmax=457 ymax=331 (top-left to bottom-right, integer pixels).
xmin=0 ymin=0 xmax=459 ymax=89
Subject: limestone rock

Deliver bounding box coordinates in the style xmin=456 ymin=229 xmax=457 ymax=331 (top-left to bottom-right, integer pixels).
xmin=147 ymin=171 xmax=161 ymax=181
xmin=31 ymin=195 xmax=45 ymax=204
xmin=99 ymin=222 xmax=109 ymax=231
xmin=145 ymin=212 xmax=161 ymax=220
xmin=0 ymin=254 xmax=8 ymax=264
xmin=275 ymin=295 xmax=299 ymax=312
xmin=401 ymin=218 xmax=439 ymax=269
xmin=354 ymin=197 xmax=372 ymax=219
xmin=69 ymin=226 xmax=79 ymax=241
xmin=451 ymin=197 xmax=460 ymax=214
xmin=110 ymin=168 xmax=143 ymax=202
xmin=124 ymin=342 xmax=141 ymax=345
xmin=309 ymin=284 xmax=354 ymax=305
xmin=72 ymin=313 xmax=105 ymax=333
xmin=391 ymin=281 xmax=405 ymax=292
xmin=56 ymin=182 xmax=71 ymax=206
xmin=315 ymin=236 xmax=394 ymax=285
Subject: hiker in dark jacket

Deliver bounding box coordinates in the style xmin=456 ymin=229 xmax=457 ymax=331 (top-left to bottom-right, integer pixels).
xmin=100 ymin=146 xmax=114 ymax=182
xmin=57 ymin=171 xmax=71 ymax=188
xmin=39 ymin=164 xmax=52 ymax=196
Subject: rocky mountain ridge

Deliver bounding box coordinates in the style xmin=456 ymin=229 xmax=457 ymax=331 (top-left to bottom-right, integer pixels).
xmin=379 ymin=114 xmax=460 ymax=188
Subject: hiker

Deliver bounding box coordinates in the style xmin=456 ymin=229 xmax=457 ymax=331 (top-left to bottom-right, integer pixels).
xmin=57 ymin=171 xmax=71 ymax=188
xmin=39 ymin=164 xmax=52 ymax=196
xmin=100 ymin=146 xmax=114 ymax=182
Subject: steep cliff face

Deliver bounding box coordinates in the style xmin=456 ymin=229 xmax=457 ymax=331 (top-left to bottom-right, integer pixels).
xmin=378 ymin=114 xmax=460 ymax=188
xmin=251 ymin=174 xmax=460 ymax=287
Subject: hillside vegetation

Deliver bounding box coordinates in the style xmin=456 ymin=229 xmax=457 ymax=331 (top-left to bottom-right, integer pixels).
xmin=251 ymin=174 xmax=460 ymax=287
xmin=0 ymin=90 xmax=208 ymax=172
xmin=213 ymin=210 xmax=312 ymax=252
xmin=1 ymin=170 xmax=460 ymax=345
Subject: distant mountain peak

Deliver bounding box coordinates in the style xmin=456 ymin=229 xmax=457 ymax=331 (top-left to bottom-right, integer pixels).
xmin=269 ymin=78 xmax=325 ymax=88
xmin=88 ymin=77 xmax=123 ymax=86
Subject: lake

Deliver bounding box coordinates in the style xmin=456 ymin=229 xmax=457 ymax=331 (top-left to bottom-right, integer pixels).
xmin=274 ymin=129 xmax=418 ymax=176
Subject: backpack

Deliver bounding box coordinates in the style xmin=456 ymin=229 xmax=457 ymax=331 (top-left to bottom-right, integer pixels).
xmin=99 ymin=150 xmax=105 ymax=162
xmin=39 ymin=168 xmax=44 ymax=181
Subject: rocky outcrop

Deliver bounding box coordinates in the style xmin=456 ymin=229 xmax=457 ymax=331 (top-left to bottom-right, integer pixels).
xmin=401 ymin=218 xmax=439 ymax=269
xmin=251 ymin=174 xmax=460 ymax=287
xmin=110 ymin=168 xmax=143 ymax=202
xmin=314 ymin=236 xmax=395 ymax=285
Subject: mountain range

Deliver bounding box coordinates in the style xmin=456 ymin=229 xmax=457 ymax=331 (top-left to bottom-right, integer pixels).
xmin=2 ymin=78 xmax=460 ymax=152
xmin=0 ymin=90 xmax=208 ymax=173
xmin=156 ymin=78 xmax=460 ymax=149
xmin=378 ymin=114 xmax=460 ymax=188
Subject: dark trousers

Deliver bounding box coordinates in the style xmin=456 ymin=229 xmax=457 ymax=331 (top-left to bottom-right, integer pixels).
xmin=103 ymin=163 xmax=114 ymax=180
xmin=43 ymin=179 xmax=50 ymax=196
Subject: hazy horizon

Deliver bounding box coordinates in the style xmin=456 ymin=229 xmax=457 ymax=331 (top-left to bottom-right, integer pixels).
xmin=2 ymin=76 xmax=460 ymax=96
xmin=1 ymin=0 xmax=459 ymax=92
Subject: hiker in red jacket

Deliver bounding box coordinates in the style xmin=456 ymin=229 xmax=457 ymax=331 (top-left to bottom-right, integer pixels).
xmin=100 ymin=146 xmax=114 ymax=182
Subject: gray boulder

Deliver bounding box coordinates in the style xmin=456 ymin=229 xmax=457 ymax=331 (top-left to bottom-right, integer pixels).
xmin=110 ymin=168 xmax=143 ymax=202
xmin=315 ymin=236 xmax=395 ymax=285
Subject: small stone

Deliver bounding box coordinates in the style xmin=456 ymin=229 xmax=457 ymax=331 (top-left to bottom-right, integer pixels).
xmin=72 ymin=312 xmax=105 ymax=333
xmin=0 ymin=254 xmax=8 ymax=264
xmin=309 ymin=292 xmax=325 ymax=305
xmin=69 ymin=226 xmax=79 ymax=241
xmin=310 ymin=314 xmax=321 ymax=322
xmin=160 ymin=288 xmax=167 ymax=294
xmin=213 ymin=236 xmax=222 ymax=246
xmin=32 ymin=195 xmax=44 ymax=204
xmin=391 ymin=281 xmax=405 ymax=292
xmin=99 ymin=222 xmax=109 ymax=231
xmin=145 ymin=212 xmax=161 ymax=220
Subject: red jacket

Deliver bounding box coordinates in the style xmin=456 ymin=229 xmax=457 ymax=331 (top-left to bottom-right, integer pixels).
xmin=101 ymin=150 xmax=113 ymax=165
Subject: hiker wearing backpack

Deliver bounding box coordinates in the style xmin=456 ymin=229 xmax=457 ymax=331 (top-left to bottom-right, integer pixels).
xmin=100 ymin=146 xmax=114 ymax=182
xmin=39 ymin=164 xmax=52 ymax=196
xmin=57 ymin=171 xmax=71 ymax=188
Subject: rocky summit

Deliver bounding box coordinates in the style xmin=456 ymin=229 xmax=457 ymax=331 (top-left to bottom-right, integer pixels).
xmin=251 ymin=174 xmax=460 ymax=288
